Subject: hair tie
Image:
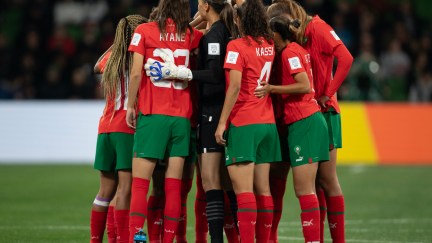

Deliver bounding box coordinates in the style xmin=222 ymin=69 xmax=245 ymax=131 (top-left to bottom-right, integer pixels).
xmin=291 ymin=19 xmax=300 ymax=28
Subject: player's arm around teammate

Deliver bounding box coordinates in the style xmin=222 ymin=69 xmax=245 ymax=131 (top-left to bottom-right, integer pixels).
xmin=255 ymin=15 xmax=330 ymax=243
xmin=268 ymin=1 xmax=353 ymax=242
xmin=215 ymin=1 xmax=282 ymax=242
xmin=125 ymin=1 xmax=203 ymax=242
xmin=90 ymin=15 xmax=147 ymax=243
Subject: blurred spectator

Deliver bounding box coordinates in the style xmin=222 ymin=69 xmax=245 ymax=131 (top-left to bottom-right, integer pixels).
xmin=342 ymin=32 xmax=381 ymax=101
xmin=409 ymin=68 xmax=432 ymax=102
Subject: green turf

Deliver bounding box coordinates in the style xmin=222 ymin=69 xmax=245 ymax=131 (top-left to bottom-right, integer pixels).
xmin=0 ymin=164 xmax=431 ymax=242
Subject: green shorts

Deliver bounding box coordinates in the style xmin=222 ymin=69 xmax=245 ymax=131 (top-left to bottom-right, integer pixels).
xmin=225 ymin=124 xmax=282 ymax=166
xmin=322 ymin=108 xmax=342 ymax=150
xmin=186 ymin=128 xmax=198 ymax=164
xmin=288 ymin=112 xmax=329 ymax=167
xmin=94 ymin=133 xmax=134 ymax=172
xmin=134 ymin=114 xmax=190 ymax=160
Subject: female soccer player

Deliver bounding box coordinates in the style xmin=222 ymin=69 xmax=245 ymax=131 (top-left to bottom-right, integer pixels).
xmin=255 ymin=15 xmax=330 ymax=243
xmin=268 ymin=1 xmax=354 ymax=242
xmin=90 ymin=15 xmax=147 ymax=243
xmin=126 ymin=0 xmax=203 ymax=242
xmin=193 ymin=1 xmax=239 ymax=242
xmin=145 ymin=1 xmax=240 ymax=241
xmin=215 ymin=0 xmax=281 ymax=242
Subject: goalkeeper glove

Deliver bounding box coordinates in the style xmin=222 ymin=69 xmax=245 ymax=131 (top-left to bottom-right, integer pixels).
xmin=145 ymin=58 xmax=193 ymax=82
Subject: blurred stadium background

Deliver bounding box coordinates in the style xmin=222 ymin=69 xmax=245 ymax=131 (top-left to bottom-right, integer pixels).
xmin=0 ymin=0 xmax=431 ymax=242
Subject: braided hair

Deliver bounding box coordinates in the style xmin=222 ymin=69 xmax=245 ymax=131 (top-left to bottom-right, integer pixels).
xmin=101 ymin=15 xmax=147 ymax=98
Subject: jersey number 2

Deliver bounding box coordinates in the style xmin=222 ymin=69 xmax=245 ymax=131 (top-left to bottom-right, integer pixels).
xmin=151 ymin=48 xmax=189 ymax=90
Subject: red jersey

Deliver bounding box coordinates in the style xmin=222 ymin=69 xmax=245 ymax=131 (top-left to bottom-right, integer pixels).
xmin=278 ymin=42 xmax=320 ymax=125
xmin=224 ymin=36 xmax=275 ymax=126
xmin=128 ymin=20 xmax=202 ymax=119
xmin=97 ymin=51 xmax=135 ymax=134
xmin=304 ymin=15 xmax=344 ymax=113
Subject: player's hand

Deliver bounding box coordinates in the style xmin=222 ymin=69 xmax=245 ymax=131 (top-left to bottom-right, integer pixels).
xmin=126 ymin=107 xmax=136 ymax=129
xmin=144 ymin=58 xmax=193 ymax=82
xmin=254 ymin=81 xmax=272 ymax=98
xmin=317 ymin=95 xmax=330 ymax=109
xmin=215 ymin=123 xmax=226 ymax=146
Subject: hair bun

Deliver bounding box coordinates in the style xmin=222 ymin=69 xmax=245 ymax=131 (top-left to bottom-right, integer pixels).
xmin=291 ymin=19 xmax=300 ymax=28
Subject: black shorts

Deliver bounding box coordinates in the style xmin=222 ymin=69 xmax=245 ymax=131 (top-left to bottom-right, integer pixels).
xmin=198 ymin=111 xmax=224 ymax=154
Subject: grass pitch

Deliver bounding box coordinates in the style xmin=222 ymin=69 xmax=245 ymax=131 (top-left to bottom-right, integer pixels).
xmin=0 ymin=164 xmax=431 ymax=243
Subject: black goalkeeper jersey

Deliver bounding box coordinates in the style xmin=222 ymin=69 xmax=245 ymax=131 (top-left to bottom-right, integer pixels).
xmin=192 ymin=20 xmax=232 ymax=114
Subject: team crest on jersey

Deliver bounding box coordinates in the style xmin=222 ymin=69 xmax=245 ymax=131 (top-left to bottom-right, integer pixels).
xmin=131 ymin=33 xmax=141 ymax=46
xmin=226 ymin=51 xmax=239 ymax=64
xmin=208 ymin=43 xmax=220 ymax=55
xmin=294 ymin=145 xmax=301 ymax=155
xmin=288 ymin=57 xmax=302 ymax=70
xmin=330 ymin=30 xmax=341 ymax=41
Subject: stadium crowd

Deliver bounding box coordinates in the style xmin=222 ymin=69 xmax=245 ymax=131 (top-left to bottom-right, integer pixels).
xmin=0 ymin=0 xmax=431 ymax=101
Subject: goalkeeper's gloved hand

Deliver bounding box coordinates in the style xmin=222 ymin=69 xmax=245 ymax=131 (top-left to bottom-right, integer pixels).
xmin=144 ymin=58 xmax=193 ymax=82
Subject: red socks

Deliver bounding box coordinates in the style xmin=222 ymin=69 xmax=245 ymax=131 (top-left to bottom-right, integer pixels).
xmin=195 ymin=174 xmax=208 ymax=243
xmin=327 ymin=195 xmax=345 ymax=243
xmin=163 ymin=178 xmax=182 ymax=243
xmin=236 ymin=192 xmax=257 ymax=243
xmin=115 ymin=209 xmax=130 ymax=243
xmin=269 ymin=178 xmax=287 ymax=243
xmin=106 ymin=205 xmax=117 ymax=243
xmin=176 ymin=178 xmax=193 ymax=243
xmin=224 ymin=193 xmax=240 ymax=243
xmin=147 ymin=195 xmax=165 ymax=243
xmin=298 ymin=194 xmax=320 ymax=243
xmin=129 ymin=177 xmax=150 ymax=242
xmin=317 ymin=188 xmax=327 ymax=243
xmin=256 ymin=195 xmax=274 ymax=243
xmin=90 ymin=210 xmax=108 ymax=243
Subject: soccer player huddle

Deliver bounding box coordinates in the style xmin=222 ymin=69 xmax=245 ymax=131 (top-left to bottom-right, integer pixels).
xmin=89 ymin=0 xmax=353 ymax=243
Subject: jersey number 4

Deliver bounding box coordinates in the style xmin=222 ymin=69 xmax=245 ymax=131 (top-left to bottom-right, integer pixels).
xmin=257 ymin=61 xmax=272 ymax=88
xmin=151 ymin=48 xmax=189 ymax=90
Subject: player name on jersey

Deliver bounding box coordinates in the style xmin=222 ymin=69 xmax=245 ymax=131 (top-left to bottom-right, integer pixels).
xmin=159 ymin=33 xmax=186 ymax=42
xmin=256 ymin=46 xmax=274 ymax=56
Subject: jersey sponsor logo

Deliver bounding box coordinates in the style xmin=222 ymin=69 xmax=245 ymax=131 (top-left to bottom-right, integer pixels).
xmin=208 ymin=43 xmax=220 ymax=55
xmin=288 ymin=57 xmax=302 ymax=70
xmin=330 ymin=30 xmax=341 ymax=41
xmin=226 ymin=51 xmax=239 ymax=64
xmin=131 ymin=33 xmax=141 ymax=46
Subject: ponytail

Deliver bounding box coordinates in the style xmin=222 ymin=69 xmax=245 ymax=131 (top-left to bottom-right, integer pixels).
xmin=219 ymin=2 xmax=239 ymax=38
xmin=269 ymin=15 xmax=300 ymax=42
xmin=206 ymin=0 xmax=239 ymax=38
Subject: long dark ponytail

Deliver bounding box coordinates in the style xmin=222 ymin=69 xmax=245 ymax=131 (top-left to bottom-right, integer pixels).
xmin=205 ymin=0 xmax=239 ymax=38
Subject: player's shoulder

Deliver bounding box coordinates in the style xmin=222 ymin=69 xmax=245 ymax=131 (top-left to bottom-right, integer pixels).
xmin=310 ymin=15 xmax=334 ymax=34
xmin=136 ymin=22 xmax=156 ymax=32
xmin=282 ymin=43 xmax=302 ymax=58
xmin=227 ymin=37 xmax=247 ymax=49
xmin=204 ymin=22 xmax=227 ymax=41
